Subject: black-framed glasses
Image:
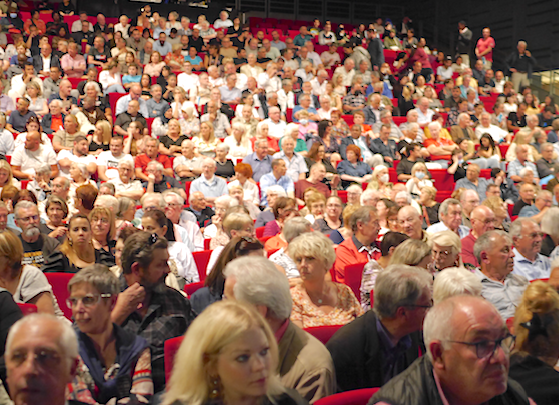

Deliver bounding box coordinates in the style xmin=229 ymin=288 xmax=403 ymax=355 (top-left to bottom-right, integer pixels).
xmin=447 ymin=334 xmax=516 ymax=359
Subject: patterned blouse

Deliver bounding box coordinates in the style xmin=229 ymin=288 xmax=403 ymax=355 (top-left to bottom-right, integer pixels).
xmin=360 ymin=260 xmax=384 ymax=311
xmin=290 ymin=283 xmax=364 ymax=328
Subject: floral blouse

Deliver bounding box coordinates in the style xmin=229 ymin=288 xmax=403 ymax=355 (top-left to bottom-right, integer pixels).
xmin=330 ymin=121 xmax=350 ymax=142
xmin=290 ymin=283 xmax=364 ymax=328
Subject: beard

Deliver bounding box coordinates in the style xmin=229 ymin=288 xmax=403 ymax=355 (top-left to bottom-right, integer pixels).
xmin=23 ymin=226 xmax=41 ymax=239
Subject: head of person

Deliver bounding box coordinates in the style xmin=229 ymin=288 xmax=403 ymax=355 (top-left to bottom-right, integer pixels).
xmin=510 ymin=217 xmax=543 ymax=261
xmin=14 ymin=200 xmax=41 ymax=241
xmin=459 ymin=189 xmax=480 ymax=217
xmin=89 ymin=206 xmax=114 ymax=245
xmin=430 ymin=230 xmax=462 ymax=270
xmin=470 ymin=205 xmax=496 ymax=238
xmin=423 ymin=295 xmax=512 ymax=404
xmin=432 ymin=267 xmax=482 ymax=304
xmin=397 ymin=205 xmax=423 ymax=240
xmin=474 ymin=230 xmax=515 ymax=279
xmin=5 ymin=314 xmax=79 ymax=405
xmin=350 ymin=206 xmax=380 ymax=245
xmin=223 ymin=213 xmax=254 ymax=239
xmin=75 ymin=184 xmax=98 ymax=213
xmin=389 ymin=238 xmax=433 ymax=271
xmin=288 ymin=231 xmax=335 ymax=282
xmin=438 ymin=198 xmax=463 ymax=232
xmin=121 ymin=231 xmax=169 ymax=289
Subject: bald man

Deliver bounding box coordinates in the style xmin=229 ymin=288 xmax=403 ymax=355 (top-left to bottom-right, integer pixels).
xmin=461 ymin=205 xmax=496 ymax=267
xmin=398 ymin=205 xmax=430 ymax=242
xmin=114 ymin=99 xmax=147 ymax=136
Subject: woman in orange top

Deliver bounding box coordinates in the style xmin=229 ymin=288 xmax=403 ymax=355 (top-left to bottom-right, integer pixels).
xmin=24 ymin=10 xmax=47 ymax=35
xmin=263 ymin=206 xmax=300 ymax=252
xmin=423 ymin=120 xmax=458 ymax=168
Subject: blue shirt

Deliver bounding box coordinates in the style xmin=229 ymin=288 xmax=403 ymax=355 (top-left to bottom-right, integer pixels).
xmin=272 ymin=151 xmax=308 ymax=182
xmin=259 ymin=172 xmax=294 ymax=206
xmin=153 ymin=27 xmax=171 ymax=38
xmin=512 ymin=248 xmax=551 ymax=281
xmin=242 ymin=153 xmax=273 ymax=183
xmin=190 ymin=175 xmax=228 ymax=199
xmin=184 ymin=55 xmax=203 ymax=65
xmin=475 ymin=268 xmax=529 ymax=319
xmin=507 ymin=159 xmax=538 ymax=180
xmin=292 ymin=105 xmax=318 ymax=123
xmin=518 ymin=204 xmax=540 ymax=218
xmin=294 ymin=34 xmax=313 ymax=48
xmin=375 ymin=317 xmax=412 ymax=384
xmin=153 ymin=41 xmax=172 ymax=57
xmin=122 ymin=74 xmax=142 ymax=84
xmin=454 ymin=177 xmax=489 ymax=201
xmin=337 ymin=160 xmax=372 ymax=178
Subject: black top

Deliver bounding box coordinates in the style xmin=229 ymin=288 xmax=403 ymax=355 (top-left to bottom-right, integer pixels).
xmin=169 ymin=389 xmax=307 ymax=405
xmin=186 ymin=206 xmax=214 ymax=229
xmin=509 ymin=353 xmax=559 ymax=405
xmin=160 ymin=134 xmax=188 ymax=150
xmin=422 ymin=203 xmax=440 ymax=228
xmin=19 ymin=234 xmax=60 ymax=269
xmin=512 ymin=199 xmax=531 ymax=216
xmin=215 ymin=159 xmax=235 ymax=180
xmin=42 ymin=248 xmax=115 ymax=273
xmin=89 ymin=140 xmax=109 ymax=153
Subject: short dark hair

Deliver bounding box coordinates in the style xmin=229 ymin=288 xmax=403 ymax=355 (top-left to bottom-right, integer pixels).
xmin=380 ymin=232 xmax=409 ymax=256
xmin=121 ymin=231 xmax=169 ymax=275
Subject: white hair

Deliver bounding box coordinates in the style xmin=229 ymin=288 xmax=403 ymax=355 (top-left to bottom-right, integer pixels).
xmin=427 ymin=120 xmax=441 ymax=132
xmin=147 ymin=161 xmax=164 ymax=172
xmin=360 ymin=189 xmax=380 ymax=205
xmin=223 ymin=256 xmax=292 ymax=320
xmin=265 ymin=185 xmax=287 ymax=198
xmin=215 ymin=194 xmax=239 ymax=207
xmin=163 ymin=190 xmax=185 ymax=205
xmin=433 ymin=267 xmax=482 ymax=304
xmin=395 ymin=191 xmax=412 ymax=204
xmin=541 ymin=207 xmax=559 ymax=241
xmin=95 ymin=195 xmax=119 ymax=212
xmin=518 ymin=167 xmax=534 ymax=177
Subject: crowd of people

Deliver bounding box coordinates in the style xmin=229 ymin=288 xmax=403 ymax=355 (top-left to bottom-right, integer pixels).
xmin=0 ymin=2 xmax=559 ymax=405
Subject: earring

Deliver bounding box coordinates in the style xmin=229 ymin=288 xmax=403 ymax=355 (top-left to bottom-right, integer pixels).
xmin=209 ymin=377 xmax=220 ymax=399
xmin=68 ymin=238 xmax=73 ymax=246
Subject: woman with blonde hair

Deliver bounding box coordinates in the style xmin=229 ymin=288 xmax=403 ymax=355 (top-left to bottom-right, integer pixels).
xmin=25 ymin=81 xmax=48 ymax=117
xmin=406 ymin=162 xmax=433 ymax=199
xmin=509 ymin=281 xmax=559 ymax=404
xmin=163 ymin=300 xmax=304 ymax=405
xmin=223 ymin=122 xmax=252 ymax=159
xmin=89 ymin=206 xmax=116 ymax=253
xmin=332 ymin=73 xmax=346 ymax=97
xmin=389 ymin=238 xmax=433 ymax=272
xmin=288 ymin=232 xmax=363 ymax=328
xmin=367 ymin=165 xmax=392 ymax=197
xmin=0 ymin=160 xmax=20 ymax=193
xmin=88 ymin=120 xmax=111 ymax=154
xmin=482 ymin=195 xmax=510 ymax=231
xmin=159 ymin=118 xmax=188 ymax=156
xmin=430 ymin=230 xmax=463 ymax=271
xmin=193 ymin=121 xmax=219 ymax=157
xmin=418 ymin=185 xmax=439 ymax=228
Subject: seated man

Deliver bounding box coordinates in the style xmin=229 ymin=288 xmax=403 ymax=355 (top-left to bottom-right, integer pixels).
xmin=114 ymin=100 xmax=147 ymax=137
xmin=333 ymin=206 xmax=380 ymax=283
xmin=511 ymin=182 xmax=535 ymax=216
xmin=370 ymin=295 xmax=528 ymax=405
xmin=369 ymin=124 xmax=398 ymax=167
xmin=6 ymin=98 xmax=37 ymax=134
xmin=511 ymin=217 xmax=551 ymax=281
xmin=461 ymin=205 xmax=496 ymax=268
xmin=474 ymin=111 xmax=511 ymax=144
xmin=96 ymin=135 xmax=132 ymax=182
xmin=473 ymin=230 xmax=529 ymax=319
xmin=398 ymin=205 xmax=431 ymax=242
xmin=189 ymin=158 xmax=228 ymax=203
xmin=507 ymin=144 xmax=539 ymax=183
xmin=294 ymin=162 xmax=335 ymax=200
xmin=11 ymin=131 xmax=58 ymax=180
xmin=108 ymin=158 xmax=144 ymax=201
xmin=260 ymin=159 xmax=295 ymax=206
xmin=423 ymin=121 xmax=457 ymax=168
xmin=57 ymin=135 xmax=97 ymax=178
xmin=426 ymin=198 xmax=470 ymax=239
xmin=273 ymin=136 xmax=308 ymax=182
xmin=112 ymin=231 xmax=192 ymax=393
xmin=143 ymin=161 xmax=181 ymax=193
xmin=224 ymin=256 xmax=335 ymax=403
xmin=328 ymin=265 xmax=432 ymax=392
xmin=47 ymin=79 xmax=77 ymax=114
xmin=134 ymin=137 xmax=173 ymax=182
xmin=173 ymin=139 xmax=203 ymax=181
xmin=242 ymin=139 xmax=273 ymax=182
xmin=186 ymin=191 xmax=214 ymax=229
xmin=454 ymin=164 xmax=489 ymax=201
xmin=518 ymin=189 xmax=552 ymax=223
xmin=114 ymin=83 xmax=149 ymax=117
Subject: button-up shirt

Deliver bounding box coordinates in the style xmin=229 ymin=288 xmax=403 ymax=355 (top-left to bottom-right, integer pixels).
xmin=414 ymin=107 xmax=434 ymax=125
xmin=376 ymin=317 xmax=412 ymax=384
xmin=190 ymin=175 xmax=228 ymax=199
xmin=474 ymin=268 xmax=529 ymax=319
xmin=512 ymin=248 xmax=551 ymax=281
xmin=454 ymin=177 xmax=489 ymax=201
xmin=259 ymin=172 xmax=294 ymax=206
xmin=272 ymin=150 xmax=308 ymax=182
xmin=242 ymin=152 xmax=273 ymax=182
xmin=507 ymin=159 xmax=538 ymax=181
xmin=426 ymin=221 xmax=470 ymax=239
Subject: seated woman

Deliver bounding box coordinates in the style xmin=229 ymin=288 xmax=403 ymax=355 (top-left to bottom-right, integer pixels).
xmin=88 ymin=120 xmax=111 ymax=155
xmin=432 ymin=266 xmax=482 ymax=304
xmin=330 ymin=204 xmax=360 ymax=245
xmin=69 ymin=162 xmax=97 ymax=200
xmin=164 ymin=300 xmax=305 ymax=405
xmin=389 ymin=238 xmax=433 ymax=272
xmin=223 ymin=122 xmax=253 ymax=160
xmin=25 ymin=81 xmax=48 ymax=118
xmin=509 ymin=281 xmax=559 ymax=405
xmin=67 ymin=265 xmax=153 ymax=404
xmin=203 ymin=195 xmax=238 ymax=240
xmin=214 ymin=143 xmax=236 ymax=180
xmin=419 ymin=186 xmax=440 ymax=228
xmin=190 ymin=236 xmax=264 ymax=316
xmin=227 ymin=163 xmax=260 ymax=207
xmin=42 ymin=214 xmax=115 ymax=273
xmin=0 ymin=230 xmax=64 ymax=317
xmin=39 ymin=195 xmax=68 ymax=242
xmin=228 ymin=184 xmax=260 ymax=220
xmin=405 ymin=162 xmax=433 ymax=199
xmin=313 ymin=196 xmax=343 ymax=235
xmin=304 ymin=141 xmax=338 ymax=178
xmin=74 ymin=183 xmax=98 ymax=218
xmin=193 ymin=121 xmax=219 ymax=158
xmin=430 ymin=230 xmax=463 ymax=271
xmin=141 ymin=209 xmax=198 ymax=285
xmin=366 ymin=165 xmax=392 ymax=197
xmin=89 ymin=207 xmax=116 ymax=253
xmin=289 ymin=232 xmax=363 ymax=328
xmin=337 ymin=145 xmax=373 ymax=189
xmin=158 ymin=118 xmax=187 ymax=156
xmin=263 ymin=197 xmax=297 ymax=237
xmin=376 ymin=198 xmax=397 ymax=240
xmin=302 ymin=191 xmax=326 ymax=225
xmin=0 ymin=159 xmax=21 ymax=194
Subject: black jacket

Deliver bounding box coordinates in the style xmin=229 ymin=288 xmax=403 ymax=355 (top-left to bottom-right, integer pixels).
xmin=326 ymin=311 xmax=424 ymax=392
xmin=509 ymin=352 xmax=559 ymax=405
xmin=32 ymin=53 xmax=60 ymax=74
xmin=370 ymin=355 xmax=529 ymax=405
xmin=41 ymin=112 xmax=66 ymax=134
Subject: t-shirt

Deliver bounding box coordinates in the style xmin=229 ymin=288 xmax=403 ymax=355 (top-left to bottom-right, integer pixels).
xmin=476 ymin=37 xmax=495 ymax=62
xmin=11 ymin=145 xmax=57 ymax=175
xmin=56 ymin=149 xmax=97 ymax=178
xmin=135 ymin=153 xmax=172 ymax=174
xmin=88 ymin=47 xmax=111 ymax=63
xmin=97 ymin=152 xmax=133 ymax=180
xmin=160 ymin=135 xmax=188 ymax=149
xmin=424 ymin=138 xmax=455 ymax=161
xmin=19 ymin=234 xmax=59 ymax=268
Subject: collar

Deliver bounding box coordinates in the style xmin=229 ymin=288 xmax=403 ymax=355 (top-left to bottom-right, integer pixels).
xmin=274 ymin=319 xmax=290 ymax=342
xmin=203 ymin=175 xmax=215 ymax=184
xmin=376 ymin=317 xmax=412 ymax=353
xmin=512 ymin=247 xmax=542 ymax=264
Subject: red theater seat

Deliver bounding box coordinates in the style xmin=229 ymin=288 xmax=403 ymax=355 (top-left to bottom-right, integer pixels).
xmin=192 ymin=250 xmax=212 ymax=281
xmin=164 ymin=336 xmax=184 ymax=382
xmin=304 ymin=325 xmax=343 ymax=345
xmin=45 ymin=272 xmax=74 ymax=320
xmin=314 ymin=388 xmax=381 ymax=405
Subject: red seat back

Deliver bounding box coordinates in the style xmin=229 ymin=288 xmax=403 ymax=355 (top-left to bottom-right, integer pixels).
xmin=17 ymin=302 xmax=38 ymax=315
xmin=304 ymin=325 xmax=343 ymax=345
xmin=314 ymin=388 xmax=381 ymax=405
xmin=108 ymin=92 xmax=126 ymax=122
xmin=344 ymin=263 xmax=366 ymax=302
xmin=184 ymin=281 xmax=204 ymax=297
xmin=255 ymin=226 xmax=266 ymax=238
xmin=192 ymin=250 xmax=212 ymax=281
xmin=45 ymin=272 xmax=74 ymax=319
xmin=164 ymin=336 xmax=184 ymax=382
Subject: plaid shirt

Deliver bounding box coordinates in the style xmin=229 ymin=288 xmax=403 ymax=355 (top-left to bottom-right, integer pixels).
xmin=120 ymin=277 xmax=193 ymax=392
xmin=343 ymin=92 xmax=366 ymax=109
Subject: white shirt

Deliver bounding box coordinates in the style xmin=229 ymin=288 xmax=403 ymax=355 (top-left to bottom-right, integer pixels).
xmin=14 ymin=132 xmax=53 ymax=151
xmin=11 ymin=145 xmax=56 ymax=174
xmin=96 ymin=151 xmax=132 ymax=180
xmin=257 ymin=72 xmax=281 ymax=94
xmin=177 ymin=72 xmax=200 ymax=94
xmin=56 ymin=150 xmax=97 ymax=178
xmin=113 ymin=23 xmax=131 ymax=39
xmin=475 ymin=124 xmax=509 ymax=143
xmin=98 ymin=70 xmax=122 ymax=92
xmin=10 ymin=75 xmax=43 ymax=99
xmin=277 ymin=89 xmax=295 ymax=112
xmin=0 ymin=129 xmax=14 ymax=156
xmin=264 ymin=119 xmax=287 ymax=139
xmin=213 ymin=19 xmax=233 ymax=29
xmin=168 ymin=241 xmax=199 ymax=283
xmin=107 ymin=177 xmax=143 ymax=196
xmin=414 ymin=108 xmax=434 ymax=125
xmin=310 ymin=77 xmax=328 ymax=97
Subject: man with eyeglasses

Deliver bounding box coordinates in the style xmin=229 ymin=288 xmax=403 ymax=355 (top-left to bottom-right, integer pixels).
xmin=14 ymin=201 xmax=59 ymax=268
xmin=426 ymin=198 xmax=470 ymax=239
xmin=473 ymin=230 xmax=528 ymax=319
xmin=5 ymin=314 xmax=88 ymax=405
xmin=242 ymin=139 xmax=273 ymax=182
xmin=455 ymin=163 xmax=489 ymax=201
xmin=517 ymin=189 xmax=553 ymax=224
xmin=370 ymin=295 xmax=528 ymax=405
xmin=461 ymin=205 xmax=496 ymax=267
xmin=328 ymin=265 xmax=432 ymax=392
xmin=510 ymin=217 xmax=551 ymax=281
xmin=112 ymin=231 xmax=193 ymax=394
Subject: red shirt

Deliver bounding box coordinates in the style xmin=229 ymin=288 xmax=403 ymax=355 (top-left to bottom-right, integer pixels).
xmin=134 ymin=153 xmax=172 ymax=173
xmin=333 ymin=237 xmax=380 ymax=283
xmin=461 ymin=231 xmax=478 ymax=267
xmin=476 ymin=37 xmax=495 ymax=62
xmin=424 ymin=138 xmax=455 ymax=161
xmin=294 ymin=179 xmax=331 ymax=200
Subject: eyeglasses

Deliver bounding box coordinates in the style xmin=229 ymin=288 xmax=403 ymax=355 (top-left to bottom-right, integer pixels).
xmin=432 ymin=249 xmax=451 ymax=257
xmin=16 ymin=214 xmax=39 ymax=223
xmin=447 ymin=334 xmax=516 ymax=359
xmin=66 ymin=294 xmax=111 ymax=309
xmin=91 ymin=217 xmax=109 ymax=224
xmin=8 ymin=348 xmax=62 ymax=368
xmin=406 ymin=301 xmax=433 ymax=311
xmin=149 ymin=233 xmax=159 ymax=245
xmin=166 ymin=203 xmax=182 ymax=208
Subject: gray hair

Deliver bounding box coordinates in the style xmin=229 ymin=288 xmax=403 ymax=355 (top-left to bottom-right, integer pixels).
xmin=116 ymin=197 xmax=135 ymax=219
xmin=346 ymin=184 xmax=363 ymax=196
xmin=49 ymin=99 xmax=63 ymax=108
xmin=288 ymin=231 xmax=336 ymax=268
xmin=349 ymin=206 xmax=376 ymax=232
xmin=541 ymin=207 xmax=559 ymax=240
xmin=438 ymin=198 xmax=461 ymax=222
xmin=254 ymin=138 xmax=269 ymax=148
xmin=95 ymin=195 xmax=119 ymax=212
xmin=67 ymin=264 xmax=119 ymax=295
xmin=389 ymin=239 xmax=432 ymax=267
xmin=84 ymin=81 xmax=102 ymax=95
xmin=518 ymin=167 xmax=534 ymax=177
xmin=427 ymin=120 xmax=441 ymax=132
xmin=117 ymin=156 xmax=135 ymax=169
xmin=6 ymin=314 xmax=79 ymax=369
xmin=473 ymin=230 xmax=512 ymax=263
xmin=360 ymin=189 xmax=380 ymax=205
xmin=395 ymin=191 xmax=412 ymax=204
xmin=231 ymin=122 xmax=246 ymax=133
xmin=264 ymin=185 xmax=287 ymax=198
xmin=35 ymin=163 xmax=52 ymax=176
xmin=509 ymin=217 xmax=537 ymax=239
xmin=163 ymin=190 xmax=185 ymax=205
xmin=433 ymin=267 xmax=482 ymax=304
xmin=141 ymin=192 xmax=166 ymax=209
xmin=373 ymin=264 xmax=433 ymax=319
xmin=283 ymin=217 xmax=311 ymax=243
xmin=216 ymin=143 xmax=230 ymax=153
xmin=14 ymin=200 xmax=38 ymax=219
xmin=146 ymin=161 xmax=164 ymax=172
xmin=215 ymin=194 xmax=239 ymax=208
xmin=223 ymin=256 xmax=292 ymax=320
xmin=72 ymin=162 xmax=89 ymax=179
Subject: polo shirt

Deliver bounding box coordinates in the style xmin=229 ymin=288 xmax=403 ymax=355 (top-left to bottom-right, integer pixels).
xmin=8 ymin=110 xmax=37 ymax=133
xmin=507 ymin=159 xmax=538 ymax=181
xmin=190 ymin=175 xmax=228 ymax=199
xmin=242 ymin=152 xmax=273 ymax=182
xmin=134 ymin=154 xmax=172 ymax=174
xmin=333 ymin=235 xmax=380 ymax=283
xmin=294 ymin=179 xmax=330 ymax=200
xmin=474 ymin=269 xmax=529 ymax=320
xmin=454 ymin=177 xmax=489 ymax=201
xmin=518 ymin=204 xmax=540 ymax=218
xmin=460 ymin=231 xmax=478 ymax=267
xmin=272 ymin=150 xmax=308 ymax=182
xmin=259 ymin=172 xmax=294 ymax=206
xmin=512 ymin=248 xmax=551 ymax=281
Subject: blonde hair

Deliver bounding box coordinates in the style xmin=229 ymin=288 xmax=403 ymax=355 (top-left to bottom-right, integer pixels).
xmin=0 ymin=230 xmax=23 ymax=270
xmin=26 ymin=81 xmax=42 ymax=97
xmin=389 ymin=238 xmax=432 ymax=267
xmin=89 ymin=207 xmax=116 ymax=244
xmin=411 ymin=162 xmax=428 ymax=176
xmin=288 ymin=231 xmax=337 ymax=269
xmin=95 ymin=120 xmax=112 ymax=145
xmin=0 ymin=160 xmax=14 ymax=187
xmin=198 ymin=121 xmax=216 ymax=143
xmin=514 ymin=281 xmax=559 ymax=358
xmin=162 ymin=300 xmax=284 ymax=405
